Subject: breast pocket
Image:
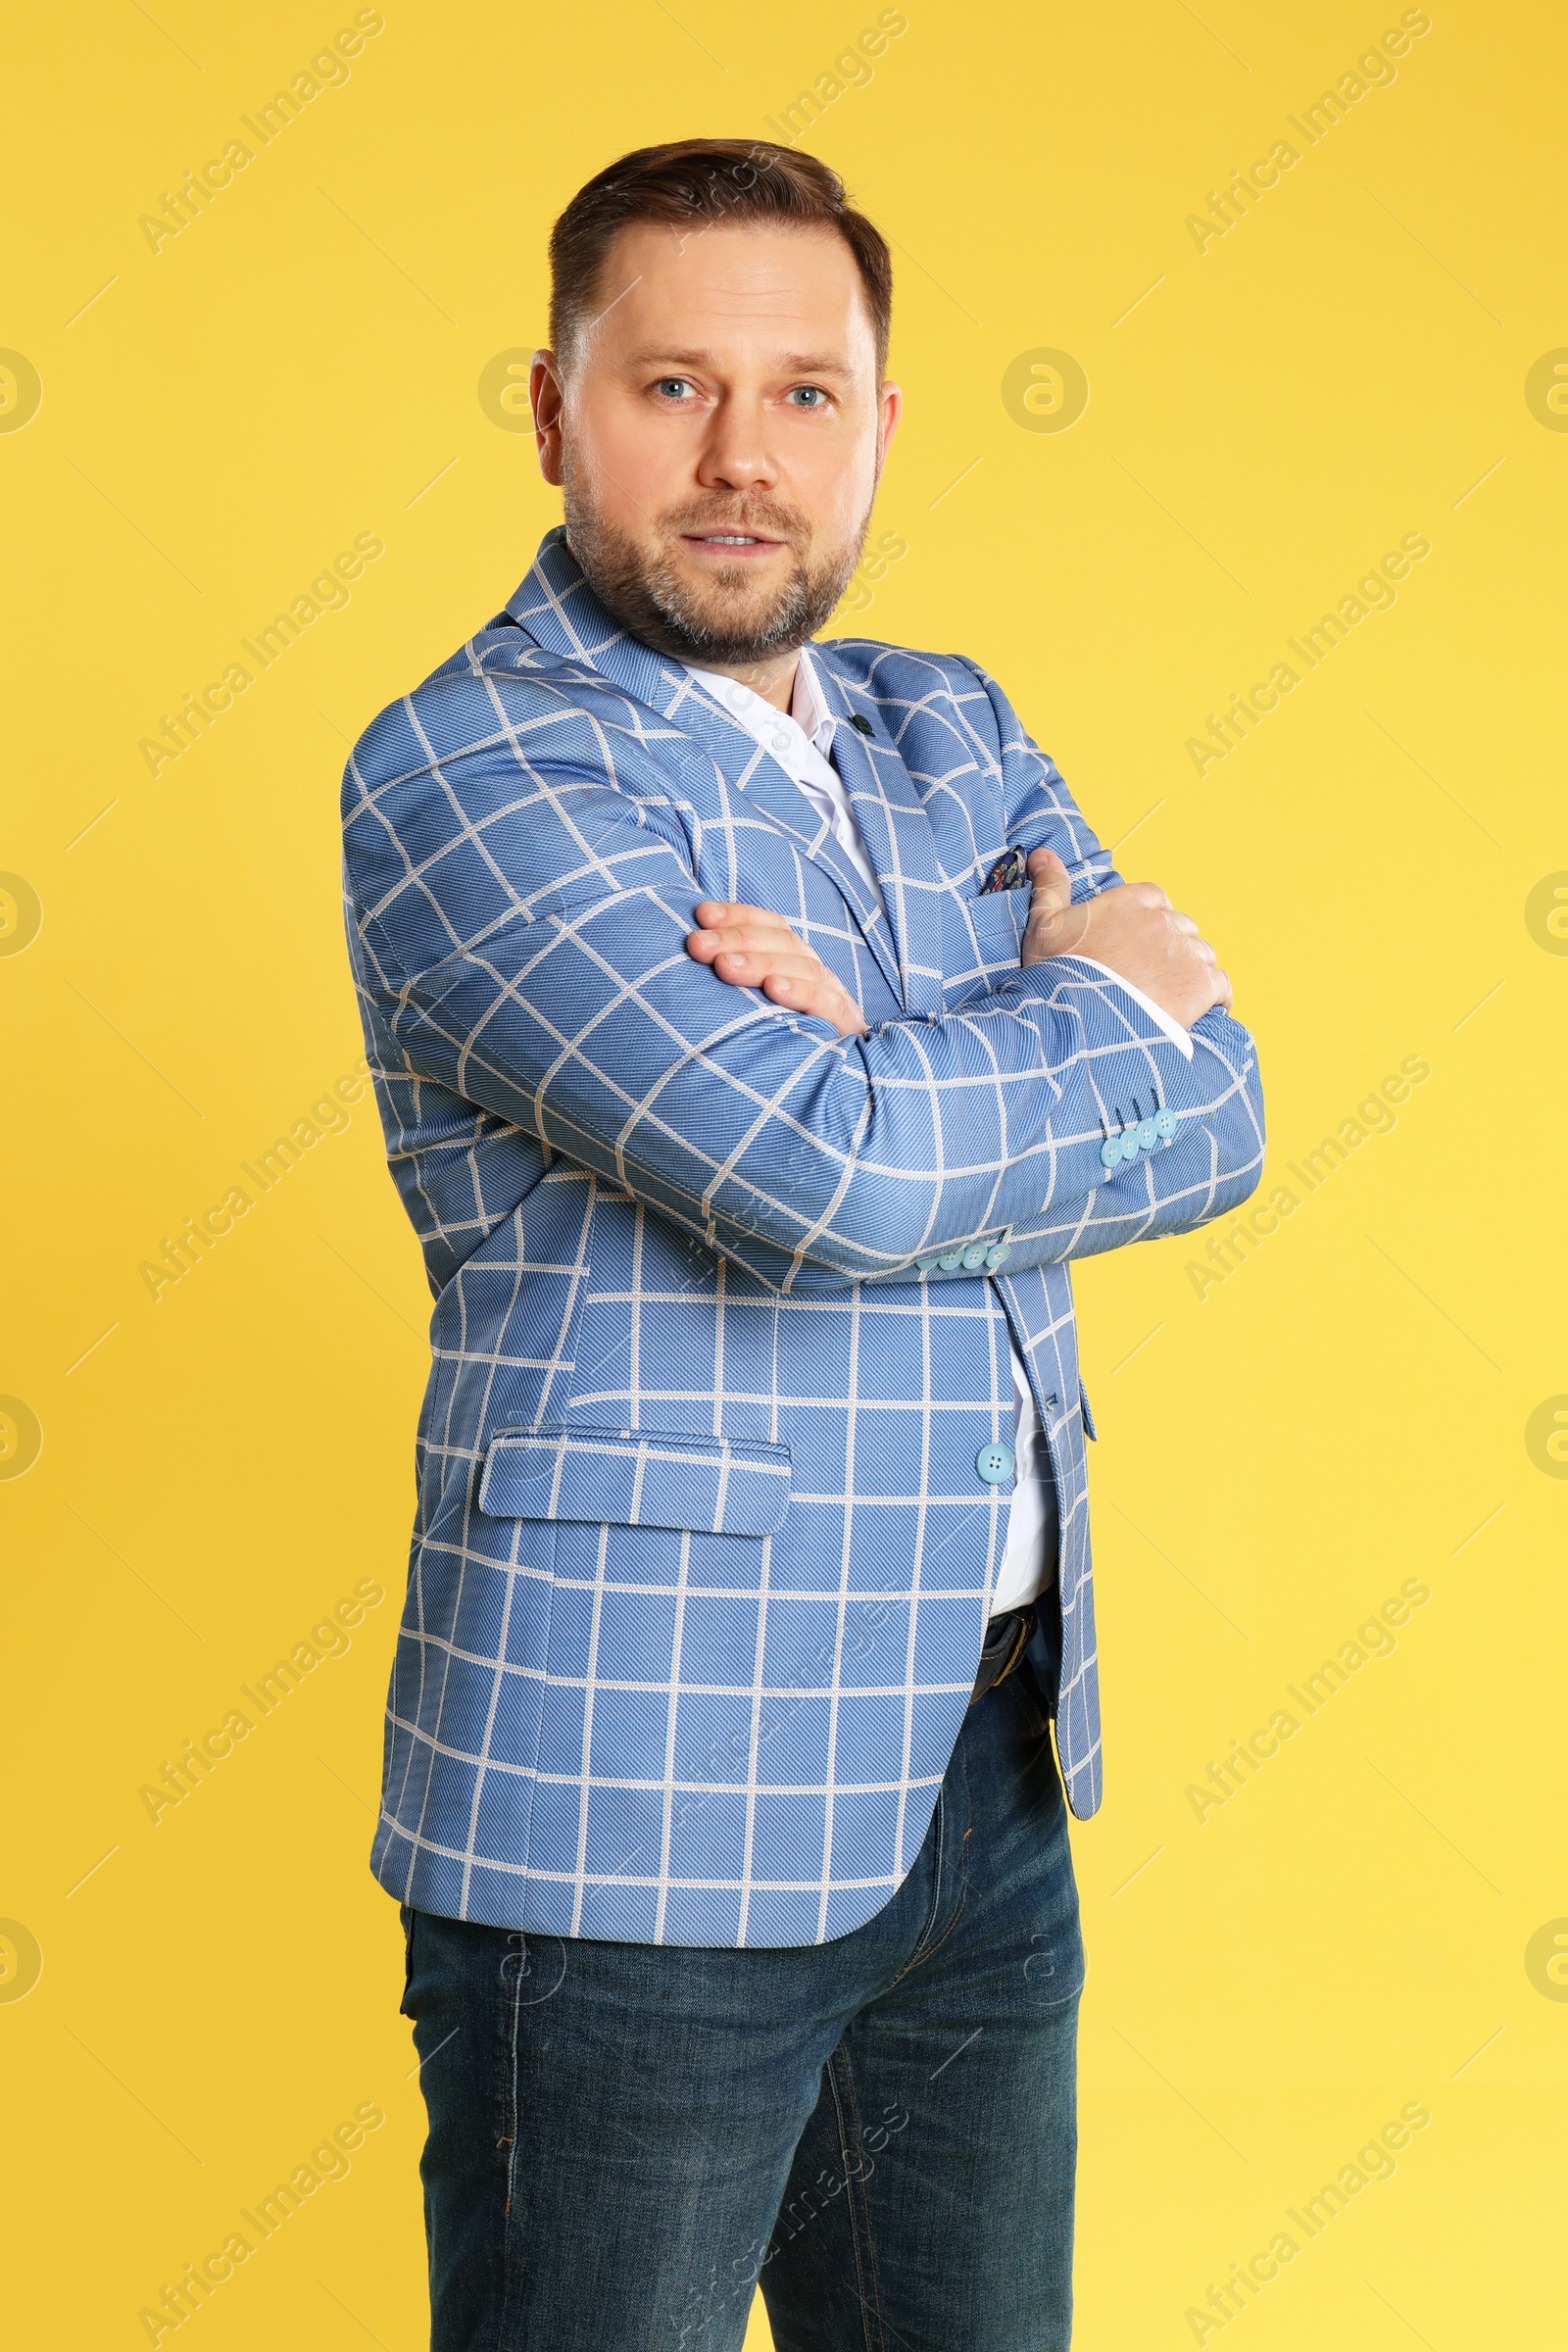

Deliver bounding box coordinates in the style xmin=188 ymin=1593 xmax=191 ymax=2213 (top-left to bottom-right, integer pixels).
xmin=946 ymin=888 xmax=1027 ymax=1006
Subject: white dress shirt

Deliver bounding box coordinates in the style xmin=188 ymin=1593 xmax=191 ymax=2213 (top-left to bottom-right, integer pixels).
xmin=683 ymin=650 xmax=1191 ymax=1616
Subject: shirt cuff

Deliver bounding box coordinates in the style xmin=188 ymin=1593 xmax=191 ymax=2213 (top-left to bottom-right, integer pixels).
xmin=1058 ymin=956 xmax=1195 ymax=1058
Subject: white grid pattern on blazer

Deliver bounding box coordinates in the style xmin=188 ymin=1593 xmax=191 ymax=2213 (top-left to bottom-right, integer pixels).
xmin=341 ymin=531 xmax=1264 ymax=1946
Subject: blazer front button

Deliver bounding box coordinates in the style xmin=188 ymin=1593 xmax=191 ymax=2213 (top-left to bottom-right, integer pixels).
xmin=977 ymin=1441 xmax=1015 ymax=1485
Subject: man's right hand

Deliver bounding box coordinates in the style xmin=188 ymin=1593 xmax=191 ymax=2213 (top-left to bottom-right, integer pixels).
xmin=1019 ymin=847 xmax=1232 ymax=1026
xmin=686 ymin=900 xmax=869 ymax=1037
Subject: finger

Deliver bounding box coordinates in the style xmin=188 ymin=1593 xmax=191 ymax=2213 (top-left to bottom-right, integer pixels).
xmin=760 ymin=970 xmax=847 ymax=1010
xmin=687 ymin=920 xmax=803 ymax=965
xmin=1025 ymin=845 xmax=1070 ymax=886
xmin=693 ymin=901 xmax=795 ymax=936
xmin=762 ymin=971 xmax=867 ymax=1036
xmin=702 ymin=934 xmax=864 ymax=1035
xmin=700 ymin=920 xmax=810 ymax=957
xmin=709 ymin=932 xmax=825 ymax=972
xmin=1024 ymin=846 xmax=1073 ymax=917
xmin=1022 ymin=883 xmax=1091 ymax=960
xmin=1212 ymin=966 xmax=1233 ymax=1010
xmin=711 ymin=948 xmax=823 ymax=986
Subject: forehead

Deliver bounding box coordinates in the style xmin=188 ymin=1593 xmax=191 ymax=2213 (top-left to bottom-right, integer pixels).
xmin=583 ymin=220 xmax=876 ymax=368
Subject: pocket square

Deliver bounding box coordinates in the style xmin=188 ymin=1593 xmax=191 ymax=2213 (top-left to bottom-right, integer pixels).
xmin=981 ymin=847 xmax=1029 ymax=894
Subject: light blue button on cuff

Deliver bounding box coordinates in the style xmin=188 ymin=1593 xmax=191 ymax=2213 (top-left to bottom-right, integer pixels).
xmin=916 ymin=1239 xmax=1010 ymax=1278
xmin=976 ymin=1441 xmax=1014 ymax=1484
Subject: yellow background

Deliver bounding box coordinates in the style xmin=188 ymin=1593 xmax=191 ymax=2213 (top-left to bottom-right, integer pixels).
xmin=4 ymin=1 xmax=1563 ymax=2343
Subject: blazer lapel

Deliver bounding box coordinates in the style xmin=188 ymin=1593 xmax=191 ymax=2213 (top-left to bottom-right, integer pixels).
xmin=656 ymin=673 xmax=906 ymax=1003
xmin=810 ymin=656 xmax=948 ymax=1017
xmin=502 ymin=532 xmax=906 ymax=1004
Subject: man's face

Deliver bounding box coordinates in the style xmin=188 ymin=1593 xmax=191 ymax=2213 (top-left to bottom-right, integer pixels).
xmin=531 ymin=220 xmax=901 ymax=667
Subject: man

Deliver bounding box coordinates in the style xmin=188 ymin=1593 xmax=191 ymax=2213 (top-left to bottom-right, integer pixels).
xmin=342 ymin=140 xmax=1262 ymax=2351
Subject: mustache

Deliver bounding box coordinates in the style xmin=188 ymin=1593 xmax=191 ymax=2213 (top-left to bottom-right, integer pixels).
xmin=659 ymin=496 xmax=809 ymax=546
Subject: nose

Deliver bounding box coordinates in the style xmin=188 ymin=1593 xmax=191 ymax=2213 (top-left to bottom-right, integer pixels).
xmin=695 ymin=393 xmax=778 ymax=497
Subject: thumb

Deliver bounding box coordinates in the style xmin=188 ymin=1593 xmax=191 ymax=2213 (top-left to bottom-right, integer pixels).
xmin=1025 ymin=846 xmax=1072 ymax=921
xmin=1021 ymin=847 xmax=1086 ymax=965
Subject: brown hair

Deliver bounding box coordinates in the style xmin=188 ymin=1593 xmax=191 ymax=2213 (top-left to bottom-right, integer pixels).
xmin=548 ymin=140 xmax=893 ymax=376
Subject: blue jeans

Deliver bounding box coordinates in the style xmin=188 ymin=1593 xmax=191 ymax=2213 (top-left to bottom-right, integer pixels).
xmin=401 ymin=1649 xmax=1082 ymax=2350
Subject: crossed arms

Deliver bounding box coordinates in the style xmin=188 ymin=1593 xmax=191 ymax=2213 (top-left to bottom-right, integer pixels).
xmin=676 ymin=847 xmax=1261 ymax=1281
xmin=687 ymin=845 xmax=1234 ymax=1039
xmin=348 ymin=695 xmax=1263 ymax=1295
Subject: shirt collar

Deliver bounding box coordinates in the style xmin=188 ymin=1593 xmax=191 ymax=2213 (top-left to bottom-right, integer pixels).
xmin=682 ymin=648 xmax=838 ymax=760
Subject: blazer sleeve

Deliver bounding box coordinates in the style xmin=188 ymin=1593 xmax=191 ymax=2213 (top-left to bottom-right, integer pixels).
xmin=345 ymin=726 xmax=1262 ymax=1296
xmin=893 ymin=659 xmax=1267 ymax=1275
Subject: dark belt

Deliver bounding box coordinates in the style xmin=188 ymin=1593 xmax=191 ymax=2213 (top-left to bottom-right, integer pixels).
xmin=968 ymin=1605 xmax=1034 ymax=1707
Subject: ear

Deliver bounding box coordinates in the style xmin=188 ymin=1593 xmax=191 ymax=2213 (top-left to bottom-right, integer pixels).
xmin=874 ymin=379 xmax=903 ymax=481
xmin=531 ymin=351 xmax=565 ymax=486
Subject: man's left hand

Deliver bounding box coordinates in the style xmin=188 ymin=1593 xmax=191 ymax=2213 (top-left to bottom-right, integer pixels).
xmin=686 ymin=903 xmax=868 ymax=1037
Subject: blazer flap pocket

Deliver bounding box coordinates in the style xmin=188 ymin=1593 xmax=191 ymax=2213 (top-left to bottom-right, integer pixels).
xmin=477 ymin=1424 xmax=794 ymax=1536
xmin=959 ymin=887 xmax=1027 ymax=973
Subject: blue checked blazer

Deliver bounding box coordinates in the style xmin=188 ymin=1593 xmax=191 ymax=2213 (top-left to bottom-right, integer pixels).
xmin=341 ymin=529 xmax=1264 ymax=1947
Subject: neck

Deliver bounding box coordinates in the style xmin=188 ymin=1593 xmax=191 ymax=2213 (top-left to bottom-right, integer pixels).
xmin=688 ymin=649 xmax=801 ymax=713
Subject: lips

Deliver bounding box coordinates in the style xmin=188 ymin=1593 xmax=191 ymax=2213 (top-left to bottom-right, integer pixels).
xmin=683 ymin=532 xmax=782 ymax=548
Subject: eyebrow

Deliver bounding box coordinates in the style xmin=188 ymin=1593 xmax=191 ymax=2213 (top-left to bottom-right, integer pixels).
xmin=619 ymin=346 xmax=854 ymax=378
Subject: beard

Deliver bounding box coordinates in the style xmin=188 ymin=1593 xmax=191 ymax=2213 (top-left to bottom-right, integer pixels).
xmin=562 ymin=464 xmax=868 ymax=664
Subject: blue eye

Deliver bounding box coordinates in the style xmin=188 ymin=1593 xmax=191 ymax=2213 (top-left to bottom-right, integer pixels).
xmin=788 ymin=385 xmax=827 ymax=408
xmin=655 ymin=378 xmax=694 ymax=399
